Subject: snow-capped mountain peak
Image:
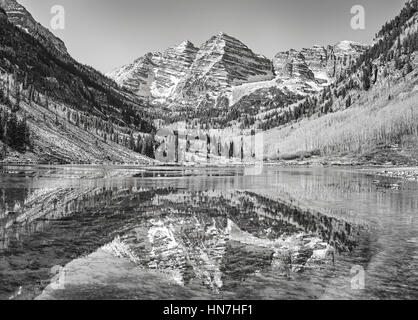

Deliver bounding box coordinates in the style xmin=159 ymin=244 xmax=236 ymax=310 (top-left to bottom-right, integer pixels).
xmin=333 ymin=40 xmax=369 ymax=56
xmin=273 ymin=41 xmax=368 ymax=86
xmin=108 ymin=34 xmax=368 ymax=115
xmin=107 ymin=40 xmax=199 ymax=99
xmin=175 ymin=40 xmax=196 ymax=51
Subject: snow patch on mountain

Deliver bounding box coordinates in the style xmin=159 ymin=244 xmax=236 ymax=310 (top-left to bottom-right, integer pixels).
xmin=108 ymin=34 xmax=368 ymax=117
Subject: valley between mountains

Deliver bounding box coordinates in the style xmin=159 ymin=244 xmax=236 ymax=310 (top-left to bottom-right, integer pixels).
xmin=1 ymin=0 xmax=418 ymax=168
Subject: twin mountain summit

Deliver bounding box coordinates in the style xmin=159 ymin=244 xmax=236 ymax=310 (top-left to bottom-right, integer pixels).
xmin=0 ymin=0 xmax=417 ymax=165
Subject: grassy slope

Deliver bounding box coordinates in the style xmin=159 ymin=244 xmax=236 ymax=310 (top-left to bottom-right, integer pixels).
xmin=0 ymin=98 xmax=155 ymax=165
xmin=262 ymin=66 xmax=418 ymax=166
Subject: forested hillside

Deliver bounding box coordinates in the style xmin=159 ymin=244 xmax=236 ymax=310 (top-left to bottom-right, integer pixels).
xmin=0 ymin=7 xmax=156 ymax=163
xmin=262 ymin=0 xmax=418 ymax=164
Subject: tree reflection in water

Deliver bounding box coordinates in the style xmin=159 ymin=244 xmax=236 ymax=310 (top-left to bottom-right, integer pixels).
xmin=0 ymin=184 xmax=367 ymax=299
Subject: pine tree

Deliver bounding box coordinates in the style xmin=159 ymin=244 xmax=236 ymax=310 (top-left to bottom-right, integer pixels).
xmin=6 ymin=75 xmax=10 ymax=102
xmin=1 ymin=143 xmax=6 ymax=160
xmin=13 ymin=83 xmax=21 ymax=112
xmin=362 ymin=66 xmax=371 ymax=91
xmin=45 ymin=91 xmax=49 ymax=109
xmin=129 ymin=131 xmax=135 ymax=150
xmin=347 ymin=95 xmax=352 ymax=108
xmin=136 ymin=135 xmax=143 ymax=153
xmin=406 ymin=56 xmax=413 ymax=74
xmin=0 ymin=83 xmax=5 ymax=104
xmin=23 ymin=73 xmax=28 ymax=90
xmin=28 ymin=85 xmax=34 ymax=106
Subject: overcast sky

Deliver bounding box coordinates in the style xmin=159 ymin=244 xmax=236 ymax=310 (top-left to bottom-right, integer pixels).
xmin=19 ymin=0 xmax=407 ymax=73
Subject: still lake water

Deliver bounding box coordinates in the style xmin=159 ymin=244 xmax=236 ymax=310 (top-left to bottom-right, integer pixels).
xmin=0 ymin=165 xmax=417 ymax=300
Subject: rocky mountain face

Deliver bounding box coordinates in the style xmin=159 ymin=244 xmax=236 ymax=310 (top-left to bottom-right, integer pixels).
xmin=110 ymin=33 xmax=274 ymax=109
xmin=0 ymin=0 xmax=68 ymax=56
xmin=170 ymin=33 xmax=274 ymax=108
xmin=109 ymin=34 xmax=367 ymax=127
xmin=109 ymin=41 xmax=199 ymax=100
xmin=273 ymin=41 xmax=369 ymax=85
xmin=152 ymin=41 xmax=199 ymax=100
xmin=109 ymin=53 xmax=158 ymax=97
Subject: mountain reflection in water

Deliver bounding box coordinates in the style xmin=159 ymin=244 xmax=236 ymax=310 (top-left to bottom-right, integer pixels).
xmin=0 ymin=166 xmax=417 ymax=300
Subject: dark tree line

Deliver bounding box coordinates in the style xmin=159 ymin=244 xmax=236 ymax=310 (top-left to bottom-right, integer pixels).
xmin=64 ymin=106 xmax=155 ymax=157
xmin=347 ymin=0 xmax=418 ymax=87
xmin=259 ymin=95 xmax=318 ymax=131
xmin=0 ymin=110 xmax=31 ymax=154
xmin=0 ymin=75 xmax=31 ymax=155
xmin=164 ymin=87 xmax=302 ymax=130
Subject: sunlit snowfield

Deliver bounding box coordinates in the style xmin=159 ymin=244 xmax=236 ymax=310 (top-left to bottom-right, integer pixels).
xmin=0 ymin=165 xmax=417 ymax=300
